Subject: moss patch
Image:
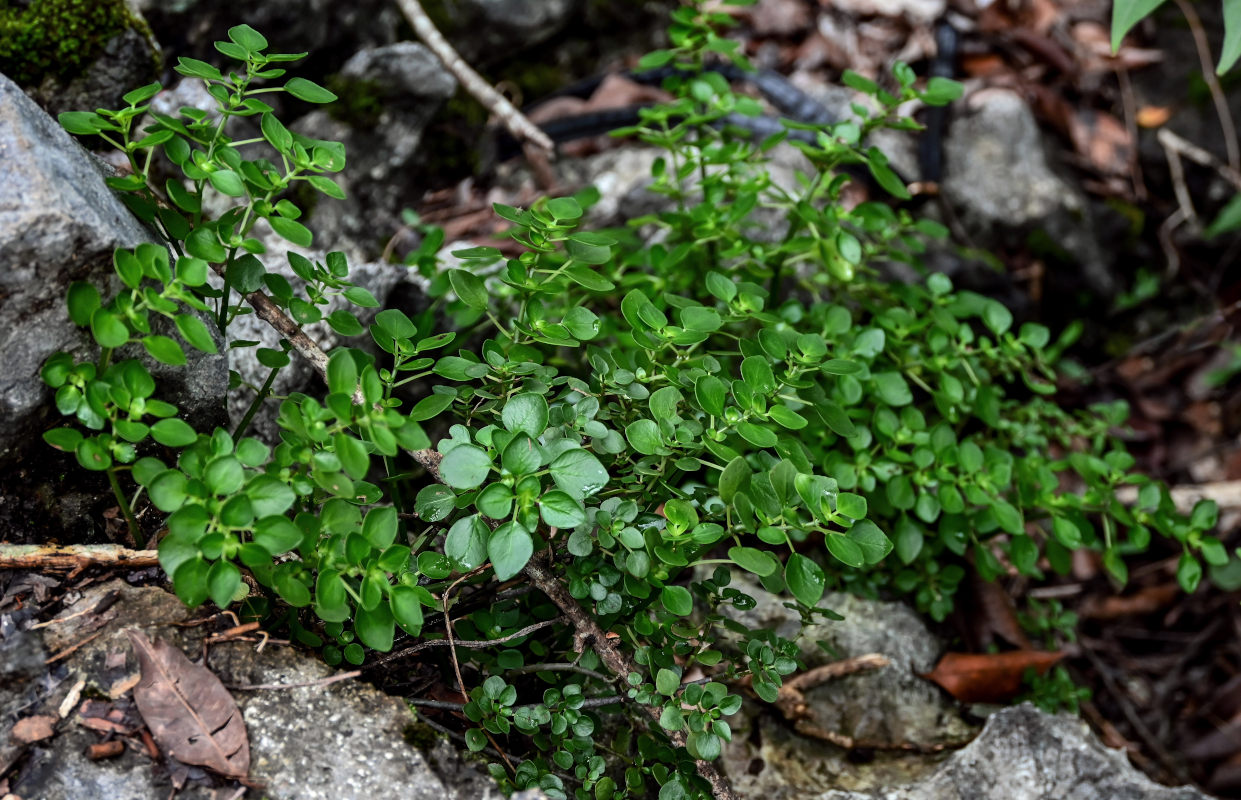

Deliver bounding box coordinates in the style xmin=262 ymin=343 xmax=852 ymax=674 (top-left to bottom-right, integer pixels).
xmin=324 ymin=75 xmax=389 ymax=128
xmin=402 ymin=721 xmax=445 ymax=750
xmin=0 ymin=0 xmax=142 ymax=86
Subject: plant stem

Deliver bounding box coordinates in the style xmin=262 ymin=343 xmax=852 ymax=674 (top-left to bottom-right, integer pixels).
xmin=106 ymin=467 xmax=141 ymax=548
xmin=234 ymin=366 xmax=280 ymax=439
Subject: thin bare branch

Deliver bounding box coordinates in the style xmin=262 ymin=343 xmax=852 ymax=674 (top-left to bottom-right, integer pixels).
xmin=393 ymin=0 xmax=554 ymax=154
xmin=209 ymin=262 xmax=365 ymax=406
xmin=229 ymin=670 xmax=362 ymax=691
xmin=1172 ymin=0 xmax=1240 ymax=171
xmin=0 ymin=544 xmax=158 ymax=571
xmin=522 ymin=553 xmax=739 ymax=800
xmin=368 ymin=615 xmax=565 ymax=667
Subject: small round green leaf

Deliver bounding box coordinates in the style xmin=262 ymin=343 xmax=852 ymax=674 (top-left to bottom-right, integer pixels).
xmin=489 ymin=521 xmax=534 ymax=581
xmin=150 ymin=418 xmax=198 ymax=447
xmin=786 ymin=552 xmax=827 ymax=605
xmin=502 ymin=393 xmax=549 ymax=437
xmin=143 ymin=335 xmax=187 ymax=366
xmin=440 ymin=444 xmax=492 ymax=490
xmin=660 ymin=585 xmax=693 ymax=616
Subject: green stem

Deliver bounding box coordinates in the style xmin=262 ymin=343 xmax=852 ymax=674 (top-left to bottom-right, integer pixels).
xmin=234 ymin=366 xmax=280 ymax=439
xmin=107 ymin=467 xmax=141 ymax=548
xmin=216 ymin=248 xmax=238 ymax=333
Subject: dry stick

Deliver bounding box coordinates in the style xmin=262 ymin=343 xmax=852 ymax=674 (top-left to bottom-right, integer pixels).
xmin=1080 ymin=644 xmax=1191 ymax=784
xmin=0 ymin=544 xmax=159 ymax=571
xmin=1114 ymin=66 xmax=1147 ymax=200
xmin=368 ymin=615 xmax=565 ymax=667
xmin=770 ymin=654 xmax=962 ymax=753
xmin=1173 ymin=0 xmax=1240 ymax=172
xmin=1159 ymin=133 xmax=1199 ymax=230
xmin=208 ymin=262 xmax=365 ymax=407
xmin=45 ymin=631 xmax=104 ymax=664
xmin=228 ymin=670 xmax=362 ymax=691
xmin=392 ymin=0 xmax=554 ymax=154
xmin=1158 ymin=128 xmax=1241 ymax=190
xmin=508 ymin=661 xmax=613 ymax=683
xmin=522 ymin=553 xmax=740 ymax=800
xmin=442 ymin=565 xmax=490 ymax=700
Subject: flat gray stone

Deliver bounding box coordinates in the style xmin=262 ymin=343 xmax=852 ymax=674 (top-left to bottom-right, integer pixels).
xmin=2 ymin=581 xmax=501 ymax=800
xmin=819 ymin=704 xmax=1209 ymax=800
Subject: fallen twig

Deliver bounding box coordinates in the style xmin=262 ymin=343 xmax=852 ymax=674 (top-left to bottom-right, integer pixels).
xmin=0 ymin=544 xmax=158 ymax=571
xmin=769 ymin=654 xmax=963 ymax=753
xmin=1157 ymin=128 xmax=1241 ymax=191
xmin=1158 ymin=133 xmax=1199 ymax=230
xmin=393 ymin=0 xmax=554 ymax=154
xmin=228 ymin=670 xmax=361 ymax=691
xmin=1172 ymin=0 xmax=1240 ymax=172
xmin=523 ymin=553 xmax=739 ymax=800
xmin=508 ymin=662 xmax=613 ymax=683
xmin=45 ymin=631 xmax=104 ymax=664
xmin=32 ymin=589 xmax=121 ymax=629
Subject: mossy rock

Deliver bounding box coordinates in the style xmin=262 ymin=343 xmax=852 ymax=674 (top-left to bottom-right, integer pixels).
xmin=0 ymin=0 xmax=160 ymax=113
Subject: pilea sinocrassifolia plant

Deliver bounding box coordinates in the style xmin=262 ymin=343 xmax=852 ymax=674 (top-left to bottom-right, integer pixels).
xmin=41 ymin=7 xmax=1228 ymax=800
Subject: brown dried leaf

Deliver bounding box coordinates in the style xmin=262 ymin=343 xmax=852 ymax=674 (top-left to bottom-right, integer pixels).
xmin=1078 ymin=582 xmax=1180 ymax=619
xmin=1068 ymin=110 xmax=1133 ymax=177
xmin=922 ymin=650 xmax=1063 ymax=704
xmin=126 ymin=630 xmax=249 ymax=778
xmin=10 ymin=715 xmax=57 ymax=744
xmin=969 ymin=572 xmax=1031 ymax=650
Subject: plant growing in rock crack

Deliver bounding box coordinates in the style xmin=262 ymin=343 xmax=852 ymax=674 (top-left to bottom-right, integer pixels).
xmin=41 ymin=24 xmax=378 ymax=546
xmin=41 ymin=6 xmax=1227 ymax=800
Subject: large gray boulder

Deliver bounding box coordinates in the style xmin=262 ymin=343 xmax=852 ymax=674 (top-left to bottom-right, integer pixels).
xmin=1 ymin=581 xmax=502 ymax=799
xmin=0 ymin=72 xmax=228 ymax=464
xmin=715 ymin=572 xmax=1205 ymax=800
xmin=940 ymin=88 xmax=1116 ymax=297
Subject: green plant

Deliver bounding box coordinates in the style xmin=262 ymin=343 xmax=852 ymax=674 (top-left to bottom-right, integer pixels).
xmin=43 ymin=8 xmax=1224 ymax=800
xmin=1020 ymin=665 xmax=1091 ymax=714
xmin=1018 ymin=598 xmax=1079 ymax=650
xmin=1111 ymin=0 xmax=1241 ymax=73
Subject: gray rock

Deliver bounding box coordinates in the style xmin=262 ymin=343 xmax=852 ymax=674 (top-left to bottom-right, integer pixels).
xmin=940 ymin=88 xmax=1116 ymax=297
xmin=2 ymin=581 xmax=502 ymax=800
xmin=818 ymin=704 xmax=1209 ymax=800
xmin=134 ymin=0 xmax=404 ymax=72
xmin=0 ymin=72 xmax=228 ymax=467
xmin=716 ymin=574 xmax=977 ymax=798
xmin=718 ymin=576 xmax=975 ymax=751
xmin=436 ymin=0 xmax=580 ymax=63
xmin=298 ymin=42 xmax=457 ymax=256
